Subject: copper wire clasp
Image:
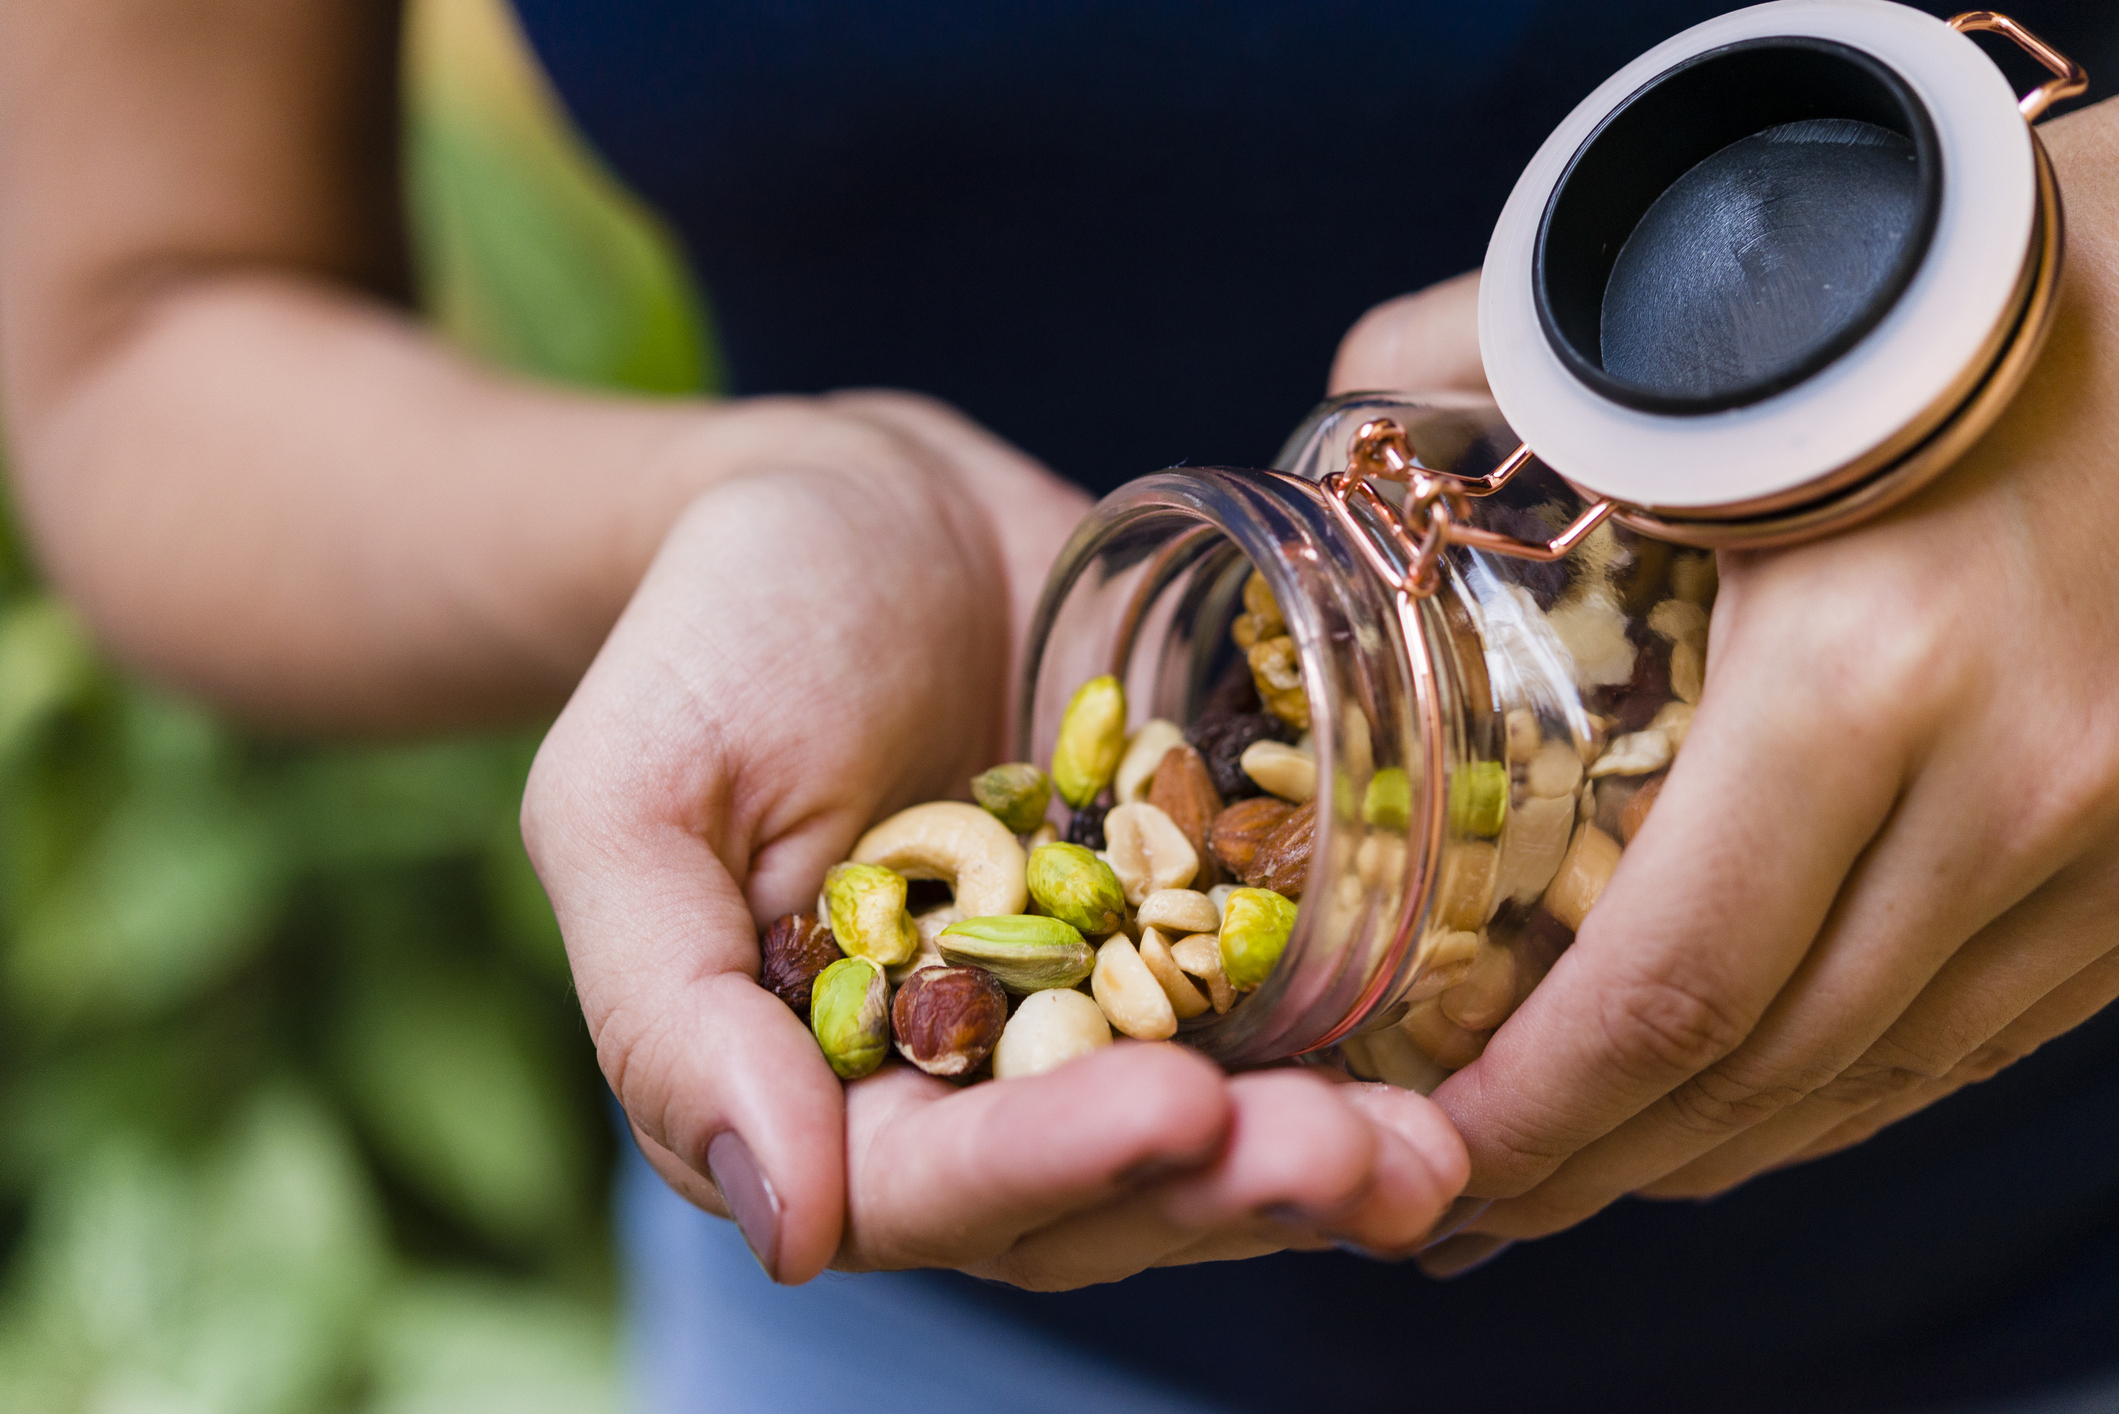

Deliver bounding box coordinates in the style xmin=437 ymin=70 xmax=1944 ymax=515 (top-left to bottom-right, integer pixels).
xmin=1321 ymin=419 xmax=1615 ymax=599
xmin=1949 ymin=11 xmax=2087 ymax=122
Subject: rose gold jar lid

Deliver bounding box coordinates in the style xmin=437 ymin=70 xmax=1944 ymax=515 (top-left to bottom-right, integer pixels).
xmin=1423 ymin=2 xmax=2087 ymax=558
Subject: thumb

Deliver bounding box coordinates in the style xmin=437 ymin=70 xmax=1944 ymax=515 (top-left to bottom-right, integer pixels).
xmin=522 ymin=703 xmax=848 ymax=1286
xmin=1330 ymin=269 xmax=1486 ymax=396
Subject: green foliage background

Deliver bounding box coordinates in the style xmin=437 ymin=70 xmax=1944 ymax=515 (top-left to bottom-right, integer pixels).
xmin=0 ymin=3 xmax=715 ymax=1407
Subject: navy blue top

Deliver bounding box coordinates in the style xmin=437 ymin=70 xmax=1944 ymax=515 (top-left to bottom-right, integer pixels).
xmin=514 ymin=1 xmax=2119 ymax=1407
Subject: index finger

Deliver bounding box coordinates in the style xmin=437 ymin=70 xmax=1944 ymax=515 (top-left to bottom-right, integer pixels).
xmin=1431 ymin=598 xmax=1905 ymax=1197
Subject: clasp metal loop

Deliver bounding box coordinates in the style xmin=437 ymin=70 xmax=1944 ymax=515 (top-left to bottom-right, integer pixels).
xmin=1949 ymin=11 xmax=2087 ymax=122
xmin=1323 ymin=419 xmax=1615 ymax=600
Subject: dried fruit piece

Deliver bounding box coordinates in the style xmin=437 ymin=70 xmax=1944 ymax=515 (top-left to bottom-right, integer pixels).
xmin=1247 ymin=634 xmax=1311 ymax=731
xmin=892 ymin=966 xmax=1008 ymax=1077
xmin=992 ymin=988 xmax=1113 ymax=1079
xmin=1147 ymin=744 xmax=1224 ymax=881
xmin=1136 ymin=926 xmax=1210 ymax=1020
xmin=1025 ymin=842 xmax=1127 ymax=935
xmin=824 ymin=862 xmax=920 ymax=967
xmin=810 ymin=956 xmax=892 ymax=1080
xmin=971 ymin=763 xmax=1053 ymax=834
xmin=1208 ymin=796 xmax=1295 ymax=879
xmin=852 ymin=800 xmax=1029 ymax=919
xmin=1240 ymin=740 xmax=1316 ymax=803
xmin=759 ymin=912 xmax=843 ymax=1018
xmin=1066 ymin=796 xmax=1111 ymax=849
xmin=938 ymin=915 xmax=1095 ymax=993
xmin=1186 ymin=711 xmax=1294 ymax=800
xmin=1104 ymin=801 xmax=1200 ymax=904
xmin=1136 ymin=888 xmax=1220 ymax=936
xmin=1219 ymin=886 xmax=1298 ymax=991
xmin=1052 ymin=675 xmax=1128 ymax=807
xmin=1092 ymin=936 xmax=1179 ymax=1040
xmin=1246 ymin=804 xmax=1315 ymax=898
xmin=1114 ymin=719 xmax=1186 ymax=805
xmin=1543 ymin=822 xmax=1622 ymax=930
xmin=1170 ymin=931 xmax=1236 ymax=1014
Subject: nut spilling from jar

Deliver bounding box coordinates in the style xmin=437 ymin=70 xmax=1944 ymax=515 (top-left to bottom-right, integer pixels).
xmin=761 ymin=527 xmax=1714 ymax=1092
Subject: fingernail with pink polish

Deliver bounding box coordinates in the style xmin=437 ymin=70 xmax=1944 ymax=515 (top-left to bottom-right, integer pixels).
xmin=708 ymin=1131 xmax=783 ymax=1282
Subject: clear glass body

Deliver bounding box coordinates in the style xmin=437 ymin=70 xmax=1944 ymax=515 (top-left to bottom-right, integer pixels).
xmin=1021 ymin=393 xmax=1716 ymax=1082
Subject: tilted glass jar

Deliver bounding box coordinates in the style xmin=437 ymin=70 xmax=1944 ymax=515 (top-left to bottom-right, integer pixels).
xmin=1020 ymin=392 xmax=1715 ymax=1085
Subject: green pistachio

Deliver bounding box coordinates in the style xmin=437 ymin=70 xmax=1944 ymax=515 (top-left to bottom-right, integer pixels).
xmin=809 ymin=956 xmax=892 ymax=1079
xmin=1361 ymin=768 xmax=1411 ymax=832
xmin=972 ymin=762 xmax=1054 ymax=834
xmin=824 ymin=862 xmax=919 ymax=966
xmin=1218 ymin=886 xmax=1298 ymax=992
xmin=1447 ymin=760 xmax=1509 ymax=839
xmin=938 ymin=915 xmax=1096 ymax=994
xmin=1025 ymin=842 xmax=1127 ymax=935
xmin=1051 ymin=675 xmax=1127 ymax=808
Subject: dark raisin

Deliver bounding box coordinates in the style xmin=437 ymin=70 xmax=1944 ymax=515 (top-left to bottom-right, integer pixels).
xmin=1185 ymin=711 xmax=1295 ymax=799
xmin=1198 ymin=654 xmax=1262 ymax=720
xmin=1066 ymin=795 xmax=1111 ymax=849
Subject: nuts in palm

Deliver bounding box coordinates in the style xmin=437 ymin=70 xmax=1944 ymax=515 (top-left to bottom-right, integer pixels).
xmin=810 ymin=956 xmax=893 ymax=1080
xmin=824 ymin=862 xmax=920 ymax=967
xmin=1025 ymin=842 xmax=1127 ymax=935
xmin=759 ymin=912 xmax=842 ymax=1018
xmin=971 ymin=763 xmax=1053 ymax=834
xmin=937 ymin=914 xmax=1095 ymax=993
xmin=892 ymin=966 xmax=1008 ymax=1077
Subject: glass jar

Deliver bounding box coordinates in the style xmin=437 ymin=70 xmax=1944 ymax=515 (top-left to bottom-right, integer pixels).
xmin=1020 ymin=392 xmax=1715 ymax=1087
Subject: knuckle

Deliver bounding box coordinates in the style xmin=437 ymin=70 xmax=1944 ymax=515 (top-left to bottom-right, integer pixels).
xmin=1819 ymin=1057 xmax=1930 ymax=1108
xmin=1659 ymin=1055 xmax=1819 ymax=1137
xmin=1596 ymin=967 xmax=1753 ymax=1083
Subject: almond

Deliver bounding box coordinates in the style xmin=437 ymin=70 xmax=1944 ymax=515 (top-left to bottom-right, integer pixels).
xmin=1245 ymin=803 xmax=1315 ymax=898
xmin=1148 ymin=743 xmax=1224 ymax=884
xmin=1208 ymin=796 xmax=1295 ymax=879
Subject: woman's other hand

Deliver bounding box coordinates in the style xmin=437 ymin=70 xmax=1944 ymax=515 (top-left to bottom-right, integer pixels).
xmin=1331 ymin=98 xmax=2119 ymax=1262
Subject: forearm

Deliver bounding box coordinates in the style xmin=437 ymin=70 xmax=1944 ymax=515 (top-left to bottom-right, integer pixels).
xmin=8 ymin=270 xmax=720 ymax=730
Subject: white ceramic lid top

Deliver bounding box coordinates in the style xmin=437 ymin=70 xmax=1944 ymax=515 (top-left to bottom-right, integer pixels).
xmin=1479 ymin=0 xmax=2033 ymax=512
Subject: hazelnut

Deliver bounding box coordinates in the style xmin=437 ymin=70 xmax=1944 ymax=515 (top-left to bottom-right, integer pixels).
xmin=891 ymin=966 xmax=1008 ymax=1077
xmin=758 ymin=912 xmax=843 ymax=1018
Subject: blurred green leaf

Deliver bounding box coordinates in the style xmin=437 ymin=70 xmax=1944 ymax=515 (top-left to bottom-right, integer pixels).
xmin=364 ymin=1274 xmax=616 ymax=1414
xmin=8 ymin=781 xmax=281 ymax=1028
xmin=332 ymin=932 xmax=587 ymax=1250
xmin=285 ymin=740 xmax=525 ymax=870
xmin=0 ymin=597 xmax=95 ymax=763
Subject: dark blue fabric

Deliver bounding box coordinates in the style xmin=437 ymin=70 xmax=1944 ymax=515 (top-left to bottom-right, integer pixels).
xmin=511 ymin=0 xmax=2119 ymax=1405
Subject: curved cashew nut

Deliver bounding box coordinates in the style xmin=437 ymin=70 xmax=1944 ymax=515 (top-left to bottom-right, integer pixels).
xmin=851 ymin=801 xmax=1028 ymax=918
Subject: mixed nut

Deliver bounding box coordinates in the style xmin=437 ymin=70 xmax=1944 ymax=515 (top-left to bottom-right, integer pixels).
xmin=757 ymin=509 xmax=1717 ymax=1093
xmin=755 ymin=635 xmax=1322 ymax=1082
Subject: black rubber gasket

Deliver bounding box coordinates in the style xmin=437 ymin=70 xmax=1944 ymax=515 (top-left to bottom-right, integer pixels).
xmin=1532 ymin=37 xmax=1942 ymax=416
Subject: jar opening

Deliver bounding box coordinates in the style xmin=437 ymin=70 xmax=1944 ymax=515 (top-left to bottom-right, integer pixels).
xmin=1535 ymin=37 xmax=1941 ymax=415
